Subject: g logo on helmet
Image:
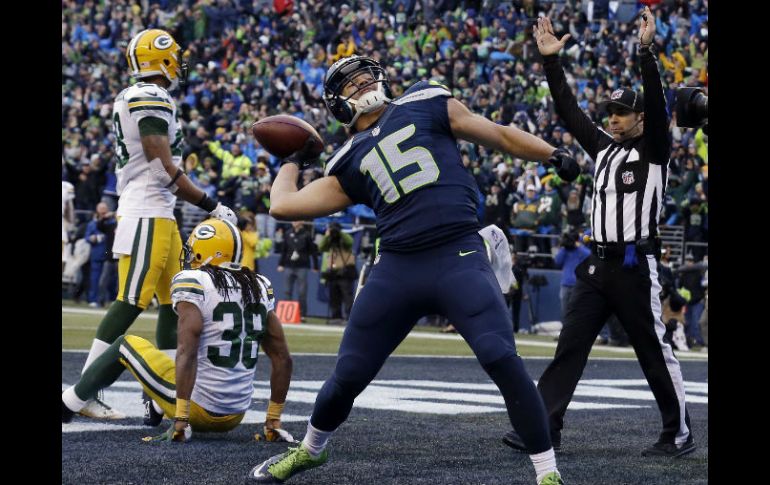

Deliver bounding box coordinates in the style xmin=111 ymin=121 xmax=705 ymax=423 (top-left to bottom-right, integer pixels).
xmin=194 ymin=224 xmax=216 ymax=240
xmin=153 ymin=35 xmax=173 ymax=50
xmin=610 ymin=89 xmax=623 ymax=100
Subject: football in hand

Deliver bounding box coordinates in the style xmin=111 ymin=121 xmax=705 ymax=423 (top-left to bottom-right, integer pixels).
xmin=251 ymin=114 xmax=324 ymax=160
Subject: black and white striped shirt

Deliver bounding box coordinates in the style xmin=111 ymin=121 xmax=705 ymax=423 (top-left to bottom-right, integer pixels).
xmin=590 ymin=142 xmax=667 ymax=242
xmin=543 ymin=47 xmax=670 ymax=244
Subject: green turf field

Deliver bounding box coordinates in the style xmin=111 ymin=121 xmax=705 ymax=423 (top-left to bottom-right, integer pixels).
xmin=61 ymin=303 xmax=708 ymax=360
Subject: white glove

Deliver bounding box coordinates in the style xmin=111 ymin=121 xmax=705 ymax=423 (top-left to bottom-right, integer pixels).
xmin=209 ymin=202 xmax=237 ymax=225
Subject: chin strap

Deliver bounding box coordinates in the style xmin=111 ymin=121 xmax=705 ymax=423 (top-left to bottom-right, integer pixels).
xmin=346 ymin=90 xmax=390 ymax=128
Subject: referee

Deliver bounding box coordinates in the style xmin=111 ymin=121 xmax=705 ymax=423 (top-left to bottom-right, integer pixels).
xmin=503 ymin=8 xmax=695 ymax=458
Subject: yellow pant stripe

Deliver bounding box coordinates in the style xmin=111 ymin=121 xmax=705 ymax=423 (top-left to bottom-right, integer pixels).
xmin=117 ymin=218 xmax=181 ymax=309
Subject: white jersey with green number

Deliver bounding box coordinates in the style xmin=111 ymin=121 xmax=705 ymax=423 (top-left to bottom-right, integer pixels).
xmin=112 ymin=82 xmax=184 ymax=219
xmin=170 ymin=269 xmax=276 ymax=415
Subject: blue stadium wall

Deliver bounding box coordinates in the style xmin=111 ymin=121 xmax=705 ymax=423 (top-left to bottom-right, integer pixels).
xmin=259 ymin=254 xmax=564 ymax=327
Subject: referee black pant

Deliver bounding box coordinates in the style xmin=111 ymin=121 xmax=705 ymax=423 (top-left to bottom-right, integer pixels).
xmin=538 ymin=252 xmax=692 ymax=445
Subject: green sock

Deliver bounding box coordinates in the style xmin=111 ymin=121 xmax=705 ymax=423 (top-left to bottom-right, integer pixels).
xmin=156 ymin=304 xmax=178 ymax=350
xmin=95 ymin=300 xmax=143 ymax=343
xmin=74 ymin=337 xmax=127 ymax=401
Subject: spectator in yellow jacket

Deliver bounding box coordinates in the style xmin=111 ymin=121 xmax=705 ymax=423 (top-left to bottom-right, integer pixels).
xmin=208 ymin=140 xmax=253 ymax=180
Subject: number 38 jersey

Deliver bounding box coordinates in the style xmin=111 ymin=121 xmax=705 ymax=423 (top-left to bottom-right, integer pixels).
xmin=324 ymin=80 xmax=480 ymax=252
xmin=170 ymin=269 xmax=276 ymax=415
xmin=112 ymin=82 xmax=184 ymax=219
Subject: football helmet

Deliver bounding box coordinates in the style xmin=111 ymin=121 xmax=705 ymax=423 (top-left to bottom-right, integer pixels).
xmin=126 ymin=29 xmax=188 ymax=91
xmin=323 ymin=55 xmax=392 ymax=127
xmin=181 ymin=218 xmax=243 ymax=270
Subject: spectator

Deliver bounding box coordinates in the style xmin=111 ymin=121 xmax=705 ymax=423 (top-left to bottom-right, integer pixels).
xmin=675 ymin=253 xmax=707 ymax=348
xmin=63 ymin=179 xmax=75 ymax=272
xmin=84 ymin=203 xmax=110 ymax=307
xmin=535 ymin=181 xmax=562 ymax=254
xmin=318 ymin=222 xmax=357 ymax=324
xmin=208 ymin=138 xmax=253 ymax=181
xmin=277 ymin=221 xmax=319 ymax=320
xmin=96 ymin=207 xmax=118 ymax=307
xmin=552 ymin=230 xmax=590 ymax=324
xmin=510 ymin=184 xmax=539 ymax=253
xmin=510 ymin=252 xmax=529 ymax=334
xmin=238 ymin=212 xmax=259 ymax=271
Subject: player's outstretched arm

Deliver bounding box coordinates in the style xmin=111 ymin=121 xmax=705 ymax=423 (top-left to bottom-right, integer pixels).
xmin=448 ymin=98 xmax=556 ymax=162
xmin=448 ymin=98 xmax=579 ymax=181
xmin=269 ymin=163 xmax=353 ymax=220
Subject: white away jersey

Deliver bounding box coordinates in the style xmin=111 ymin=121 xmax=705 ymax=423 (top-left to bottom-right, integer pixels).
xmin=112 ymin=82 xmax=184 ymax=219
xmin=170 ymin=269 xmax=276 ymax=415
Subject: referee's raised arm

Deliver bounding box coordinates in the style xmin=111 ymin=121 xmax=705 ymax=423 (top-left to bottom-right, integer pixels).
xmin=638 ymin=8 xmax=671 ymax=163
xmin=537 ymin=16 xmax=612 ymax=161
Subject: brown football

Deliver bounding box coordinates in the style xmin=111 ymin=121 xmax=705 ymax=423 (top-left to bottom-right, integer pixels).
xmin=251 ymin=114 xmax=324 ymax=159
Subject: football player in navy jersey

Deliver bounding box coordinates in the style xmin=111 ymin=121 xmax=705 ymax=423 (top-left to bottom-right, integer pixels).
xmin=246 ymin=55 xmax=578 ymax=485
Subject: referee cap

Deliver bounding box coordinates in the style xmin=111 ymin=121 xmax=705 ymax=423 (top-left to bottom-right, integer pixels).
xmin=601 ymin=88 xmax=644 ymax=113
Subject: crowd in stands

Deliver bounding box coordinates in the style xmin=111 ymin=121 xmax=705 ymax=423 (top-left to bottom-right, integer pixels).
xmin=62 ymin=0 xmax=708 ymax=307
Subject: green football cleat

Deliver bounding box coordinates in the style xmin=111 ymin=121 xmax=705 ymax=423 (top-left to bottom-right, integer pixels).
xmin=539 ymin=471 xmax=564 ymax=485
xmin=246 ymin=444 xmax=328 ymax=483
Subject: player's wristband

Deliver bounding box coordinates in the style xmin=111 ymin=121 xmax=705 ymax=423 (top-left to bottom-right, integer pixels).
xmin=165 ymin=168 xmax=184 ymax=194
xmin=175 ymin=398 xmax=191 ymax=420
xmin=195 ymin=193 xmax=218 ymax=212
xmin=266 ymin=400 xmax=285 ymax=421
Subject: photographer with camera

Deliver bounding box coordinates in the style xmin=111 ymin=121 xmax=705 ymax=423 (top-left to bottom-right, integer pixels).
xmin=503 ymin=9 xmax=696 ymax=458
xmin=553 ymin=230 xmax=590 ymax=325
xmin=318 ymin=222 xmax=357 ymax=325
xmin=277 ymin=221 xmax=319 ymax=321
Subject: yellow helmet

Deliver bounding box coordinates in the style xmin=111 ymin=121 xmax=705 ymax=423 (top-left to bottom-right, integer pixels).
xmin=182 ymin=218 xmax=243 ymax=270
xmin=126 ymin=29 xmax=188 ymax=90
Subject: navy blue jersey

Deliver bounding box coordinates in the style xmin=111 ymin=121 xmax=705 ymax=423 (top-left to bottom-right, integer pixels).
xmin=324 ymin=80 xmax=480 ymax=252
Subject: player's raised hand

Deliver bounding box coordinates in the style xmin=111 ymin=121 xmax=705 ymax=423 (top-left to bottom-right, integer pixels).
xmin=533 ymin=17 xmax=571 ymax=56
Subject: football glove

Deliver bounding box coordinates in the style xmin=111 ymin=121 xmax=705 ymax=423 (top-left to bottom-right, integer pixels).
xmin=281 ymin=137 xmax=321 ymax=170
xmin=209 ymin=202 xmax=238 ymax=225
xmin=142 ymin=421 xmax=192 ymax=443
xmin=547 ymin=147 xmax=580 ymax=182
xmin=254 ymin=426 xmax=297 ymax=443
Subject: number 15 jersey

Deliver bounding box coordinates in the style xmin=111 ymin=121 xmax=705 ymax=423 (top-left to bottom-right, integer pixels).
xmin=324 ymin=80 xmax=480 ymax=252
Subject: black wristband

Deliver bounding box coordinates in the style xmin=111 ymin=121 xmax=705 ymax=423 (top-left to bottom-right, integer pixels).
xmin=195 ymin=192 xmax=217 ymax=212
xmin=165 ymin=168 xmax=184 ymax=188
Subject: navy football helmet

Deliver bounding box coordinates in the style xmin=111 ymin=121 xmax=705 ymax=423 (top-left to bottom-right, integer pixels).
xmin=323 ymin=55 xmax=392 ymax=127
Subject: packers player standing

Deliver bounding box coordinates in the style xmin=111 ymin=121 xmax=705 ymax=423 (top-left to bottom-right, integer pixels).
xmin=63 ymin=219 xmax=294 ymax=444
xmin=77 ymin=29 xmax=237 ymax=419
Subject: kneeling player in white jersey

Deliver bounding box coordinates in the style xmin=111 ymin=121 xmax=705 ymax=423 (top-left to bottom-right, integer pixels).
xmin=63 ymin=219 xmax=294 ymax=443
xmin=77 ymin=28 xmax=238 ymax=420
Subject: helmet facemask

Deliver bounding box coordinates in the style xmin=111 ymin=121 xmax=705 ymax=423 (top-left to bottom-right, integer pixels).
xmin=324 ymin=56 xmax=392 ymax=127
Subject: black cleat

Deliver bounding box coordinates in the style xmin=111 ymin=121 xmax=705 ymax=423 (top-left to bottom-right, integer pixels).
xmin=62 ymin=400 xmax=75 ymax=423
xmin=641 ymin=435 xmax=696 ymax=458
xmin=502 ymin=429 xmax=561 ymax=453
xmin=142 ymin=391 xmax=163 ymax=427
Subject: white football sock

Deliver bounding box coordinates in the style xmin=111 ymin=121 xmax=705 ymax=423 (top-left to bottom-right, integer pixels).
xmin=82 ymin=339 xmax=111 ymax=374
xmin=302 ymin=421 xmax=334 ymax=457
xmin=530 ymin=448 xmax=558 ymax=484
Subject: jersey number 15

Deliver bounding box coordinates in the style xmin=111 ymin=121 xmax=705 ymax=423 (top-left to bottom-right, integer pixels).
xmin=360 ymin=124 xmax=440 ymax=204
